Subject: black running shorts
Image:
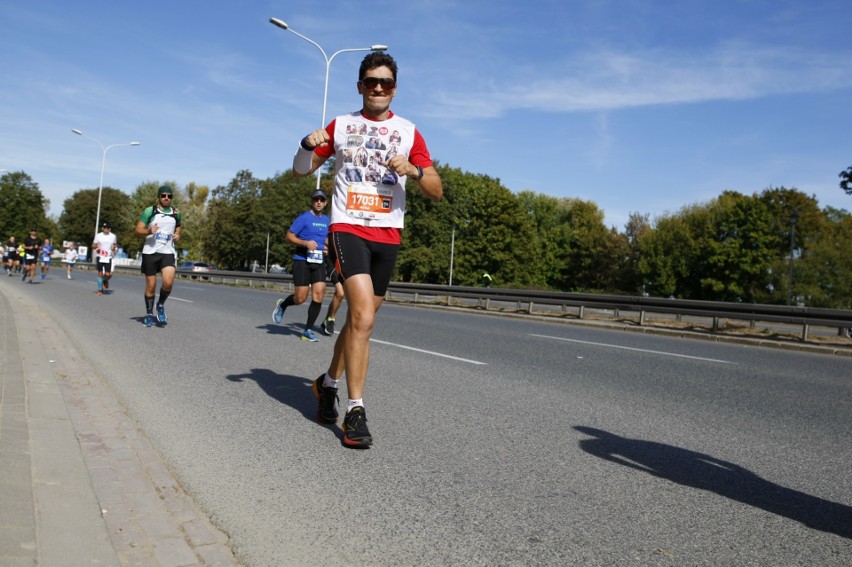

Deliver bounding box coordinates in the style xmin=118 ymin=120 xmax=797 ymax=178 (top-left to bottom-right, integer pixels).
xmin=141 ymin=252 xmax=176 ymax=276
xmin=330 ymin=231 xmax=399 ymax=297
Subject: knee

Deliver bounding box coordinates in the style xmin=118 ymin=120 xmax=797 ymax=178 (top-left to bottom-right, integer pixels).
xmin=347 ymin=310 xmax=375 ymax=335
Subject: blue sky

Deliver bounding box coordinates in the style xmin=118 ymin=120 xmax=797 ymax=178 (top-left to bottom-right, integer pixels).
xmin=2 ymin=0 xmax=851 ymax=229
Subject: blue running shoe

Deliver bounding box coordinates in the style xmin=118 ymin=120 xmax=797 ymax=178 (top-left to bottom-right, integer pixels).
xmin=156 ymin=304 xmax=167 ymax=323
xmin=301 ymin=329 xmax=319 ymax=342
xmin=144 ymin=314 xmax=154 ymax=328
xmin=272 ymin=298 xmax=285 ymax=324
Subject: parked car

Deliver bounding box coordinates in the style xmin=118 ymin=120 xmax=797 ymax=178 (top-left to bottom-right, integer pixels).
xmin=178 ymin=261 xmax=214 ymax=272
xmin=269 ymin=264 xmax=287 ymax=274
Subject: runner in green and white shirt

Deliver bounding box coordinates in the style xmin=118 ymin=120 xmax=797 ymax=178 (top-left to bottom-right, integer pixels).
xmin=134 ymin=186 xmax=182 ymax=327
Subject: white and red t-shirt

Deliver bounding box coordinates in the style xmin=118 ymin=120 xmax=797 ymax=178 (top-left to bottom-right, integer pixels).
xmin=93 ymin=232 xmax=117 ymax=263
xmin=315 ymin=110 xmax=434 ymax=245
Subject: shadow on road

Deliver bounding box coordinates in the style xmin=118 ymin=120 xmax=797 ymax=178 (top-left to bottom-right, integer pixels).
xmin=256 ymin=323 xmax=302 ymax=337
xmin=225 ymin=369 xmax=344 ymax=442
xmin=574 ymin=426 xmax=852 ymax=539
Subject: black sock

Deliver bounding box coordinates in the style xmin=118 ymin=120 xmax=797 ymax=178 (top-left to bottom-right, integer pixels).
xmin=158 ymin=289 xmax=171 ymax=306
xmin=145 ymin=295 xmax=155 ymax=314
xmin=306 ymin=300 xmax=322 ymax=329
xmin=283 ymin=295 xmax=296 ymax=308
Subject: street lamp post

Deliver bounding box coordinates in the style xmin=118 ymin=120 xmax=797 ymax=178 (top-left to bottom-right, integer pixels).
xmin=269 ymin=17 xmax=387 ymax=189
xmin=72 ymin=129 xmax=140 ymax=238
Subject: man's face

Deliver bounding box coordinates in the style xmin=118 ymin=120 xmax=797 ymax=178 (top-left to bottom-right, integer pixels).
xmin=311 ymin=196 xmax=327 ymax=213
xmin=358 ymin=65 xmax=396 ymax=116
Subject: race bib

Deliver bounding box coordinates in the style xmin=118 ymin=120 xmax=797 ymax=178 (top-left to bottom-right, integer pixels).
xmin=306 ymin=249 xmax=324 ymax=264
xmin=345 ymin=184 xmax=393 ymax=220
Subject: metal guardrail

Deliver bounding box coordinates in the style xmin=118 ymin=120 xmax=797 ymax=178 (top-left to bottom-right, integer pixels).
xmin=99 ymin=263 xmax=852 ymax=342
xmin=384 ymin=282 xmax=852 ymax=341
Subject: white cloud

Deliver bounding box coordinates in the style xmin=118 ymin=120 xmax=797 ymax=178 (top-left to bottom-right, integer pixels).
xmin=424 ymin=42 xmax=852 ymax=119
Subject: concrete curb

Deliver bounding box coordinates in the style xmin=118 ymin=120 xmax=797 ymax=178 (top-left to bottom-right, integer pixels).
xmin=0 ymin=283 xmax=241 ymax=566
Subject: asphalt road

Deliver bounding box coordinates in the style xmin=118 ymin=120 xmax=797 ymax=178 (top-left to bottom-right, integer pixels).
xmin=6 ymin=271 xmax=851 ymax=566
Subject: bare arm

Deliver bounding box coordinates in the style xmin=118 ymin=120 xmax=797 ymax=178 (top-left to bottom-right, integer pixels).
xmin=286 ymin=230 xmax=319 ymax=251
xmin=135 ymin=220 xmax=156 ymax=238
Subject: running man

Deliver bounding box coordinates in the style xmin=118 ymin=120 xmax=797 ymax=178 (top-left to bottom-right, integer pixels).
xmin=134 ymin=186 xmax=181 ymax=327
xmin=92 ymin=222 xmax=117 ymax=295
xmin=292 ymin=52 xmax=443 ymax=447
xmin=4 ymin=236 xmax=19 ymax=276
xmin=39 ymin=238 xmax=54 ymax=280
xmin=21 ymin=228 xmax=40 ymax=283
xmin=271 ymin=189 xmax=330 ymax=342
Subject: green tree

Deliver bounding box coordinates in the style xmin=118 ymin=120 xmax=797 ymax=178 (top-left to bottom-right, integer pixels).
xmin=758 ymin=187 xmax=823 ymax=304
xmin=397 ymin=163 xmax=457 ymax=284
xmin=696 ymin=191 xmax=777 ymax=302
xmin=622 ymin=212 xmax=653 ymax=294
xmin=516 ymin=190 xmax=570 ymax=289
xmin=202 ymin=170 xmax=263 ymax=270
xmin=400 ymin=165 xmax=536 ymax=287
xmin=0 ymin=171 xmax=51 ymax=241
xmin=58 ymin=187 xmax=132 ymax=251
xmin=796 ymin=207 xmax=852 ymax=308
xmin=255 ymin=172 xmax=318 ymax=271
xmin=174 ymin=182 xmax=210 ymax=263
xmin=637 ymin=212 xmax=696 ymax=298
xmin=556 ymin=198 xmax=622 ymax=292
xmin=839 ymin=166 xmax=852 ymax=196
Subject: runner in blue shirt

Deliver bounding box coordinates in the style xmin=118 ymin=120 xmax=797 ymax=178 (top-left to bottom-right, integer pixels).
xmin=271 ymin=190 xmax=330 ymax=342
xmin=39 ymin=238 xmax=54 ymax=280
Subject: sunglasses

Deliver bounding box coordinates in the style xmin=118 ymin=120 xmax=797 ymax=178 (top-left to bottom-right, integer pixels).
xmin=160 ymin=194 xmax=173 ymax=199
xmin=359 ymin=77 xmax=396 ymax=90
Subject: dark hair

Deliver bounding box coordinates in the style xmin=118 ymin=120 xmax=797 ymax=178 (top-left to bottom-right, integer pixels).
xmin=359 ymin=52 xmax=397 ymax=82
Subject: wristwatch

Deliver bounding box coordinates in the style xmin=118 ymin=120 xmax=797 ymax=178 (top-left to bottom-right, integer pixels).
xmin=414 ymin=165 xmax=424 ymax=181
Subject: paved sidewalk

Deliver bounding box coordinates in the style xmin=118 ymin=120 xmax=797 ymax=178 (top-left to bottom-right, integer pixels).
xmin=0 ymin=285 xmax=241 ymax=566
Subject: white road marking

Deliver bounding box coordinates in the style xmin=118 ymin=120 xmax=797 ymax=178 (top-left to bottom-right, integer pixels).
xmin=370 ymin=339 xmax=487 ymax=365
xmin=529 ymin=334 xmax=736 ymax=364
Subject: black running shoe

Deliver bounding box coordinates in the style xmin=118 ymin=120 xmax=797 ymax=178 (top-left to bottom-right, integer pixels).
xmin=321 ymin=317 xmax=335 ymax=336
xmin=342 ymin=406 xmax=372 ymax=448
xmin=312 ymin=376 xmax=339 ymax=423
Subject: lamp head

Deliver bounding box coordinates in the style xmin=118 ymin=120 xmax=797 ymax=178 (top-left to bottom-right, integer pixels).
xmin=72 ymin=129 xmax=83 ymax=135
xmin=130 ymin=141 xmax=141 ymax=146
xmin=371 ymin=45 xmax=389 ymax=51
xmin=269 ymin=18 xmax=289 ymax=30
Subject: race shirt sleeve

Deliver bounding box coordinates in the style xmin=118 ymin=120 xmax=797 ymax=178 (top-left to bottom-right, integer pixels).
xmin=139 ymin=206 xmax=155 ymax=224
xmin=314 ymin=120 xmax=337 ymax=159
xmin=409 ymin=130 xmax=434 ymax=168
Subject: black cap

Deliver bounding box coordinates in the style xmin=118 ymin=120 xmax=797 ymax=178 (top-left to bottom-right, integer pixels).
xmin=311 ymin=190 xmax=327 ymax=200
xmin=29 ymin=227 xmax=37 ymax=231
xmin=102 ymin=221 xmax=111 ymax=228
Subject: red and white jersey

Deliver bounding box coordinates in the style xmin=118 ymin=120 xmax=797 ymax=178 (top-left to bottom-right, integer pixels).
xmin=93 ymin=232 xmax=117 ymax=263
xmin=317 ymin=110 xmax=432 ymax=237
